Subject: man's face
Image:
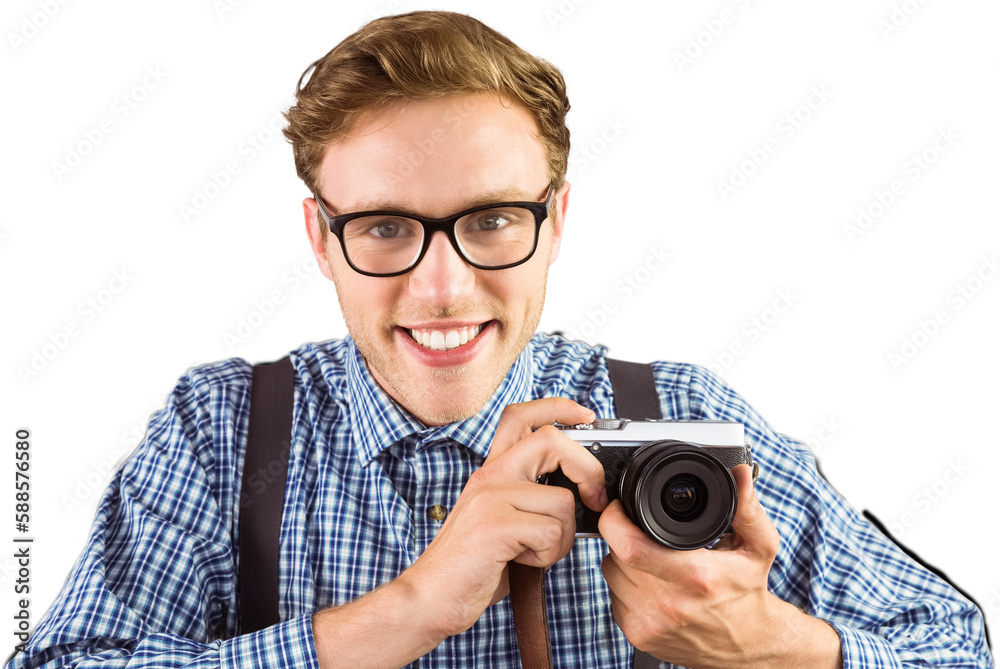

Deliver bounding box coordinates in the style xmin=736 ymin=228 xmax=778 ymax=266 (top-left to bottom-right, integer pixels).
xmin=304 ymin=94 xmax=569 ymax=426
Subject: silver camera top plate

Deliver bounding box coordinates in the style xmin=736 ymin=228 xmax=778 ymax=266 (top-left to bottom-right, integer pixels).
xmin=557 ymin=419 xmax=745 ymax=447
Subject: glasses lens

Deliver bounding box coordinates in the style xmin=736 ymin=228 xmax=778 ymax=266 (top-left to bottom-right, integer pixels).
xmin=455 ymin=206 xmax=539 ymax=268
xmin=342 ymin=216 xmax=423 ymax=275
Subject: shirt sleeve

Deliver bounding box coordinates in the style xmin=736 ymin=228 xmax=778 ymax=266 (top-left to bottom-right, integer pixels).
xmin=655 ymin=362 xmax=993 ymax=669
xmin=6 ymin=363 xmax=321 ymax=669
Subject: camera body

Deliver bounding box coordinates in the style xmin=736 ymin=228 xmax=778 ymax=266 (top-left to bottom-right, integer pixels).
xmin=549 ymin=419 xmax=753 ymax=550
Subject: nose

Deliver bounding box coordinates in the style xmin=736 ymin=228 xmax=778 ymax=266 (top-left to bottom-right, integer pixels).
xmin=407 ymin=230 xmax=475 ymax=308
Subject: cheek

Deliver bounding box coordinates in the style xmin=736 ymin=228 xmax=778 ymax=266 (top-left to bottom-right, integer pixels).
xmin=488 ymin=264 xmax=550 ymax=322
xmin=330 ymin=266 xmax=401 ymax=329
xmin=483 ymin=269 xmax=536 ymax=303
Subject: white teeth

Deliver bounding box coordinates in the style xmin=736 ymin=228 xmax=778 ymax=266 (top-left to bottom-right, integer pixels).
xmin=408 ymin=324 xmax=484 ymax=351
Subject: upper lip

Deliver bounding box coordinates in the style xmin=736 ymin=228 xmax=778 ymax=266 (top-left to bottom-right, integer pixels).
xmin=400 ymin=320 xmax=491 ymax=331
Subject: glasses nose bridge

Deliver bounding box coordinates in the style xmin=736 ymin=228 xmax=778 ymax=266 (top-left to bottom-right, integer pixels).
xmin=417 ymin=215 xmax=467 ymax=266
xmin=407 ymin=218 xmax=476 ymax=304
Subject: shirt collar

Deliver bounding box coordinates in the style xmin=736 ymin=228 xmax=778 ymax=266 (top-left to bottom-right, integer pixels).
xmin=346 ymin=337 xmax=534 ymax=466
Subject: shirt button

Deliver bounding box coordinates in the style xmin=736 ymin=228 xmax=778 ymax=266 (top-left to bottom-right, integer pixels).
xmin=428 ymin=504 xmax=448 ymax=522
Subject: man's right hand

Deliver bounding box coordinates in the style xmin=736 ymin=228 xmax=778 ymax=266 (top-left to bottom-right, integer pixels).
xmin=401 ymin=397 xmax=609 ymax=638
xmin=311 ymin=398 xmax=608 ymax=668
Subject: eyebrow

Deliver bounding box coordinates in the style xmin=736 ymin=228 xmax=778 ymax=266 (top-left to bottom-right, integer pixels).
xmin=336 ymin=187 xmax=542 ymax=216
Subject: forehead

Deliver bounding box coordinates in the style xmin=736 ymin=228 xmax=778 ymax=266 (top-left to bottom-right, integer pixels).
xmin=317 ymin=94 xmax=549 ymax=216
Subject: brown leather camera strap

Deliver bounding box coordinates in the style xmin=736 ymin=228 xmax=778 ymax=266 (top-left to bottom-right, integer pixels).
xmin=508 ymin=562 xmax=553 ymax=669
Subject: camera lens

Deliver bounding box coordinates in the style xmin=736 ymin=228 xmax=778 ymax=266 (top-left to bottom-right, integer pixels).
xmin=619 ymin=440 xmax=737 ymax=550
xmin=662 ymin=475 xmax=708 ymax=522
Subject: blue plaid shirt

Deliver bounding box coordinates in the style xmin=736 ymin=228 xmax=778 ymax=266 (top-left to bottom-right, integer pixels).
xmin=9 ymin=334 xmax=992 ymax=668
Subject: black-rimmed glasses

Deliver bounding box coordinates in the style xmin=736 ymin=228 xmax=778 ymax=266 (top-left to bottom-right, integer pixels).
xmin=313 ymin=187 xmax=555 ymax=277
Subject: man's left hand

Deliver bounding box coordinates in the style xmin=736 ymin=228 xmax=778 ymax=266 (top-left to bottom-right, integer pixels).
xmin=599 ymin=464 xmax=842 ymax=669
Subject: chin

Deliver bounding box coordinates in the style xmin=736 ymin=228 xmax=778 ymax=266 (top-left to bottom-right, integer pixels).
xmin=413 ymin=402 xmax=482 ymax=427
xmin=400 ymin=366 xmax=501 ymax=426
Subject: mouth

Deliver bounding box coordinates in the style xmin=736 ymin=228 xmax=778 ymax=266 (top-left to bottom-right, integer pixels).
xmin=405 ymin=322 xmax=489 ymax=352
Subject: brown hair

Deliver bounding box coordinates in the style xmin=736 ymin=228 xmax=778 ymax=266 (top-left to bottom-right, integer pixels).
xmin=282 ymin=10 xmax=571 ymax=198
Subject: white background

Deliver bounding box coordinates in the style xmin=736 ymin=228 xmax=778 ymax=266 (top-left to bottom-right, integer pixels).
xmin=2 ymin=0 xmax=998 ymax=653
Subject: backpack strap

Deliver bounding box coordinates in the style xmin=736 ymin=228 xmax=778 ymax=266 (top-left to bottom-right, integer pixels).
xmin=238 ymin=355 xmax=294 ymax=635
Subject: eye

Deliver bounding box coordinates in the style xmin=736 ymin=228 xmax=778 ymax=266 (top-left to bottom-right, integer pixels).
xmin=349 ymin=216 xmax=418 ymax=240
xmin=371 ymin=222 xmax=404 ymax=238
xmin=469 ymin=212 xmax=510 ymax=232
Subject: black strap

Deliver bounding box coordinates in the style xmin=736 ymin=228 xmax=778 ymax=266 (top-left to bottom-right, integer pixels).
xmin=238 ymin=355 xmax=295 ymax=635
xmin=605 ymin=357 xmax=662 ymax=669
xmin=606 ymin=358 xmax=661 ymax=421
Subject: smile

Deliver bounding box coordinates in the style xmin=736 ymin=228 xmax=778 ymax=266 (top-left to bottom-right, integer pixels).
xmin=407 ymin=323 xmax=486 ymax=351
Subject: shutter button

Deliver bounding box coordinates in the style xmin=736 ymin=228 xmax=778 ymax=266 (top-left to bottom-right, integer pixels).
xmin=428 ymin=504 xmax=448 ymax=522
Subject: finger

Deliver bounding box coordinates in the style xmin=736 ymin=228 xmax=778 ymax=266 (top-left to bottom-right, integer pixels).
xmin=506 ymin=480 xmax=577 ymax=555
xmin=601 ymin=550 xmax=642 ymax=601
xmin=489 ymin=565 xmax=510 ymax=607
xmin=504 ymin=478 xmax=576 ymax=516
xmin=458 ymin=479 xmax=577 ymax=566
xmin=728 ymin=464 xmax=779 ymax=560
xmin=494 ymin=424 xmax=608 ymax=512
xmin=488 ymin=398 xmax=595 ymax=461
xmin=602 ymin=566 xmax=642 ymax=648
xmin=608 ymin=596 xmax=636 ymax=649
xmin=598 ymin=500 xmax=704 ymax=577
xmin=507 ymin=509 xmax=576 ymax=567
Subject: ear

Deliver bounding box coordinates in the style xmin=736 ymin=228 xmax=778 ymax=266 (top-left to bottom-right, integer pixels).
xmin=547 ymin=180 xmax=571 ymax=266
xmin=303 ymin=197 xmax=336 ymax=282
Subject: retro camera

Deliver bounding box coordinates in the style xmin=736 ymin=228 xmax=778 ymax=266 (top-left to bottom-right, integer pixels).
xmin=548 ymin=419 xmax=755 ymax=550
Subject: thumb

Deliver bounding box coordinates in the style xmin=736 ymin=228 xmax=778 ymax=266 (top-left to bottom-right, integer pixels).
xmin=728 ymin=463 xmax=779 ymax=559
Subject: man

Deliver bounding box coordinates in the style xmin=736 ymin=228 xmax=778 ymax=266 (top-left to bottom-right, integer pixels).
xmin=8 ymin=11 xmax=992 ymax=669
